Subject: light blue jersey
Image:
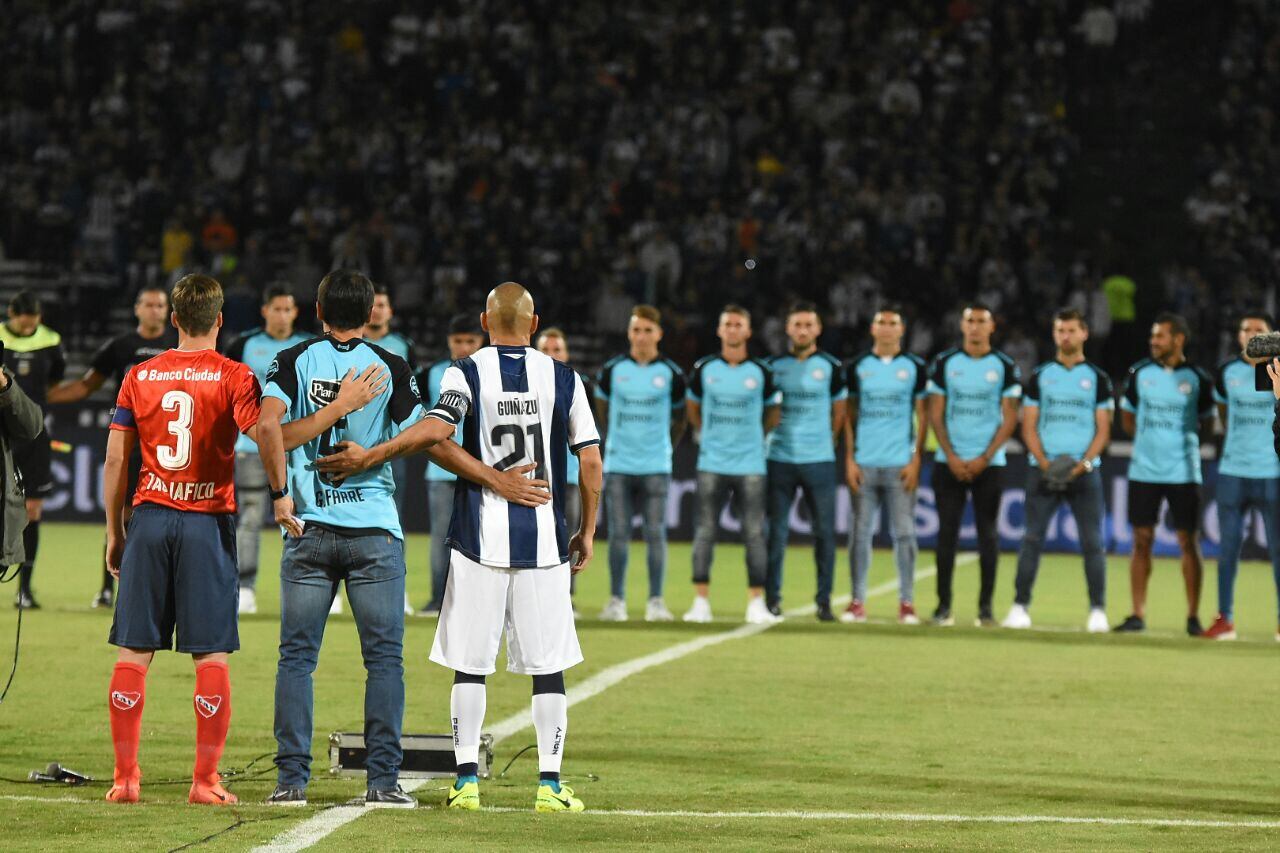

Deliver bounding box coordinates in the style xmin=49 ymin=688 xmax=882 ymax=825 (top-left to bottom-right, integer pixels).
xmin=1121 ymin=358 xmax=1214 ymax=484
xmin=225 ymin=328 xmax=312 ymax=453
xmin=847 ymin=350 xmax=928 ymax=468
xmin=367 ymin=331 xmax=414 ymax=364
xmin=1214 ymin=357 xmax=1279 ymax=479
xmin=421 ymin=358 xmax=460 ymax=482
xmin=927 ymin=348 xmax=1022 ymax=466
xmin=687 ymin=355 xmax=780 ymax=476
xmin=1024 ymin=359 xmax=1114 ymax=467
xmin=263 ymin=335 xmax=425 ymax=538
xmin=765 ymin=351 xmax=846 ymax=464
xmin=595 ymin=354 xmax=686 ymax=475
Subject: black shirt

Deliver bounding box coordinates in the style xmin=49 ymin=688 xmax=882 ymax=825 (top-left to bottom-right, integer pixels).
xmin=90 ymin=328 xmax=179 ymax=384
xmin=0 ymin=323 xmax=67 ymax=408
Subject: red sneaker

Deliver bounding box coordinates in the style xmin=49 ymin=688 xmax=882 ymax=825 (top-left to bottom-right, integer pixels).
xmin=106 ymin=771 xmax=140 ymax=804
xmin=840 ymin=600 xmax=867 ymax=624
xmin=1201 ymin=614 xmax=1237 ymax=641
xmin=898 ymin=602 xmax=920 ymax=625
xmin=189 ymin=778 xmax=238 ymax=805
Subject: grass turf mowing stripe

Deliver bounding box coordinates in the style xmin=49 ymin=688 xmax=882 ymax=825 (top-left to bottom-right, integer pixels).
xmin=252 ymin=557 xmax=966 ymax=852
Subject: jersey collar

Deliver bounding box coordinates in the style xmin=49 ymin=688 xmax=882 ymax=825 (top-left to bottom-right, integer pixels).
xmin=326 ymin=334 xmax=365 ymax=352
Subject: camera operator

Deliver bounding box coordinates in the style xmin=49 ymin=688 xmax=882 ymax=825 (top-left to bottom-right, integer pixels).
xmin=0 ymin=341 xmax=46 ymax=584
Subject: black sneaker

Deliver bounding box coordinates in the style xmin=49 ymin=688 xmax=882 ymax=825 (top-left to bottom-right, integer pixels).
xmin=932 ymin=606 xmax=954 ymax=627
xmin=91 ymin=589 xmax=113 ymax=609
xmin=366 ymin=785 xmax=417 ymax=808
xmin=1186 ymin=616 xmax=1204 ymax=637
xmin=766 ymin=602 xmax=783 ymax=618
xmin=266 ymin=786 xmax=307 ymax=806
xmin=975 ymin=607 xmax=996 ymax=628
xmin=1113 ymin=614 xmax=1145 ymax=633
xmin=815 ymin=602 xmax=835 ymax=622
xmin=416 ymin=601 xmax=442 ymax=617
xmin=14 ymin=591 xmax=39 ymax=610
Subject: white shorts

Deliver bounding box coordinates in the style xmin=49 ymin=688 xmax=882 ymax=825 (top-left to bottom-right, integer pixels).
xmin=430 ymin=549 xmax=583 ymax=676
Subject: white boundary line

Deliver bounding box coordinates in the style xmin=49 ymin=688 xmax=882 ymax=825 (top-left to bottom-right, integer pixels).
xmin=252 ymin=557 xmax=960 ymax=853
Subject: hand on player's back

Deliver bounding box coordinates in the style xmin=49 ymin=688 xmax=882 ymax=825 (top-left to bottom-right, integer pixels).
xmin=314 ymin=440 xmax=373 ymax=484
xmin=336 ymin=365 xmax=389 ymax=414
xmin=492 ymin=463 xmax=552 ymax=508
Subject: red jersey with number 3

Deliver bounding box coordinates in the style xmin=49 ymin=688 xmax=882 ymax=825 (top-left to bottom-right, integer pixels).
xmin=110 ymin=348 xmax=262 ymax=513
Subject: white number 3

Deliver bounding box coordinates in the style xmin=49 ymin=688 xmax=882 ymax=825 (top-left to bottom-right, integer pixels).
xmin=157 ymin=390 xmax=194 ymax=471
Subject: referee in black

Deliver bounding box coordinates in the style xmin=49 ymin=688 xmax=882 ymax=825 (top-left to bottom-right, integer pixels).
xmin=0 ymin=291 xmax=67 ymax=608
xmin=48 ymin=284 xmax=176 ymax=607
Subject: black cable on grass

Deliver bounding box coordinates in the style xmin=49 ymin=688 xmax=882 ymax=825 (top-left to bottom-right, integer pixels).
xmin=495 ymin=743 xmax=599 ymax=783
xmin=0 ymin=752 xmax=278 ymax=789
xmin=166 ymin=808 xmax=316 ymax=853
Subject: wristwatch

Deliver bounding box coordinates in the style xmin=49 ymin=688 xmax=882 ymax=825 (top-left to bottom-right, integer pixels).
xmin=1081 ymin=459 xmax=1094 ymax=473
xmin=270 ymin=485 xmax=289 ymax=501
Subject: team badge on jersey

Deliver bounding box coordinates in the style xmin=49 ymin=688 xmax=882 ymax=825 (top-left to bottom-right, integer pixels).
xmin=1080 ymin=378 xmax=1093 ymax=389
xmin=811 ymin=368 xmax=826 ymax=380
xmin=744 ymin=377 xmax=758 ymax=390
xmin=1178 ymin=382 xmax=1192 ymax=395
xmin=896 ymin=369 xmax=909 ymax=381
xmin=985 ymin=370 xmax=999 ymax=383
xmin=652 ymin=375 xmax=667 ymax=388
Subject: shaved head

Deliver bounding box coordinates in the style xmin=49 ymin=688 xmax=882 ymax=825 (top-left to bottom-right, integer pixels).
xmin=483 ymin=281 xmax=538 ymax=341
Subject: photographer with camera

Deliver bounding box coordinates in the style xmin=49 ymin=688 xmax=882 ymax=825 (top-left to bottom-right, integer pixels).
xmin=1002 ymin=309 xmax=1114 ymax=633
xmin=0 ymin=337 xmax=46 ymax=586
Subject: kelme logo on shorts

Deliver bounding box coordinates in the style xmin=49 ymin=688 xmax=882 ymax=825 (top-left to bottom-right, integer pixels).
xmin=111 ymin=691 xmax=141 ymax=711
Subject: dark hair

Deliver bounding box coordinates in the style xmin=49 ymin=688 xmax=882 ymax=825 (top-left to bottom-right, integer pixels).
xmin=1153 ymin=311 xmax=1190 ymax=340
xmin=136 ymin=284 xmax=169 ymax=305
xmin=447 ymin=313 xmax=482 ymax=336
xmin=1053 ymin=307 xmax=1088 ymax=329
xmin=262 ymin=283 xmax=294 ymax=306
xmin=962 ymin=302 xmax=993 ymax=316
xmin=372 ymin=282 xmax=391 ymax=298
xmin=722 ymin=303 xmax=751 ymax=322
xmin=786 ymin=300 xmax=819 ymax=318
xmin=874 ymin=304 xmax=906 ymax=322
xmin=171 ymin=274 xmax=223 ymax=335
xmin=9 ymin=290 xmax=41 ymax=316
xmin=317 ymin=269 xmax=374 ymax=331
xmin=1238 ymin=309 xmax=1274 ymax=330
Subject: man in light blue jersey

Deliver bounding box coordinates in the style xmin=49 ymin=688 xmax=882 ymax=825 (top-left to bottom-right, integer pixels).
xmin=1114 ymin=313 xmax=1215 ymax=636
xmin=256 ymin=271 xmax=544 ymax=808
xmin=764 ymin=301 xmax=845 ymax=621
xmin=685 ymin=305 xmax=781 ymax=624
xmin=594 ymin=305 xmax=686 ymax=622
xmin=843 ymin=306 xmax=928 ymax=625
xmin=928 ymin=304 xmax=1021 ymax=627
xmin=415 ymin=314 xmax=485 ymax=616
xmin=364 ymin=283 xmax=416 ymax=523
xmin=1002 ymin=309 xmax=1113 ymax=633
xmin=223 ymin=284 xmax=311 ymax=614
xmin=1203 ymin=312 xmax=1280 ymax=640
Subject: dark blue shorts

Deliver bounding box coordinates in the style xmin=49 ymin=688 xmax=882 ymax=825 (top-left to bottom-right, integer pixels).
xmin=109 ymin=504 xmax=240 ymax=654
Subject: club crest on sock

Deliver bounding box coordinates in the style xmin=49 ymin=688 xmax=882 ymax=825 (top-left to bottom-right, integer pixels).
xmin=195 ymin=694 xmax=222 ymax=718
xmin=111 ymin=691 xmax=141 ymax=711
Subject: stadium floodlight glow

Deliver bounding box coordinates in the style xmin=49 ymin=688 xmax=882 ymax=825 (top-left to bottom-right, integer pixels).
xmin=329 ymin=732 xmax=494 ymax=779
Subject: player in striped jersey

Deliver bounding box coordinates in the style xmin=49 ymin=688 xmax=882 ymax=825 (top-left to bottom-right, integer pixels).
xmin=316 ymin=282 xmax=602 ymax=813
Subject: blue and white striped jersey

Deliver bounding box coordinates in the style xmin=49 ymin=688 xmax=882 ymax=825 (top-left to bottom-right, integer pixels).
xmin=425 ymin=345 xmax=600 ymax=570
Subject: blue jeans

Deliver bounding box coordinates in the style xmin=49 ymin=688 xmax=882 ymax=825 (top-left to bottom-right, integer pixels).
xmin=850 ymin=465 xmax=917 ymax=604
xmin=1216 ymin=474 xmax=1280 ymax=620
xmin=605 ymin=473 xmax=670 ymax=599
xmin=428 ymin=480 xmax=456 ymax=605
xmin=274 ymin=526 xmax=406 ymax=790
xmin=766 ymin=461 xmax=836 ymax=607
xmin=691 ymin=472 xmax=767 ymax=587
xmin=1013 ymin=467 xmax=1107 ymax=609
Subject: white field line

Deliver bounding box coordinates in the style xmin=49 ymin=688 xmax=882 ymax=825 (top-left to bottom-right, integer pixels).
xmin=250 ymin=555 xmax=964 ymax=852
xmin=6 ymin=795 xmax=1279 ymax=830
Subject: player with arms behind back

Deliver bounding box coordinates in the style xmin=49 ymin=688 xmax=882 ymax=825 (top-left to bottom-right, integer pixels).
xmin=317 ymin=282 xmax=602 ymax=814
xmin=103 ymin=275 xmax=281 ymax=806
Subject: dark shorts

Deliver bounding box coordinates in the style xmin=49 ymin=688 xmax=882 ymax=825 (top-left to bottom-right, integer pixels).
xmin=1128 ymin=480 xmax=1201 ymax=532
xmin=13 ymin=433 xmax=52 ymax=499
xmin=109 ymin=504 xmax=240 ymax=653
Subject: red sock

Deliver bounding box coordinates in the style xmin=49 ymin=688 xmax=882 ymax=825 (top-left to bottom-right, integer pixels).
xmin=193 ymin=661 xmax=231 ymax=785
xmin=108 ymin=662 xmax=147 ymax=782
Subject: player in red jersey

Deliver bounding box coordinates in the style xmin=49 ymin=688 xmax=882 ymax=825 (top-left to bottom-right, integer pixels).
xmin=101 ymin=274 xmax=338 ymax=806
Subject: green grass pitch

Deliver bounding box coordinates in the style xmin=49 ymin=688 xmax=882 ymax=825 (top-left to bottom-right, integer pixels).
xmin=0 ymin=522 xmax=1278 ymax=851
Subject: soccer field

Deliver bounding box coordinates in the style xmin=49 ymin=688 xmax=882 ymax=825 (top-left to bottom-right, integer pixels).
xmin=0 ymin=523 xmax=1277 ymax=851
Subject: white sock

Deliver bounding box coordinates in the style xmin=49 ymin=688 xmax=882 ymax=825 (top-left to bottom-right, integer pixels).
xmin=451 ymin=683 xmax=486 ymax=769
xmin=532 ymin=692 xmax=568 ymax=776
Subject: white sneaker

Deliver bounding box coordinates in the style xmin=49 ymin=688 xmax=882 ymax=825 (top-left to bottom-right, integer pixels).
xmin=1001 ymin=604 xmax=1032 ymax=629
xmin=329 ymin=595 xmax=343 ymax=615
xmin=682 ymin=596 xmax=713 ymax=623
xmin=599 ymin=596 xmax=628 ymax=622
xmin=744 ymin=597 xmax=779 ymax=625
xmin=404 ymin=593 xmax=414 ymax=616
xmin=238 ymin=588 xmax=257 ymax=615
xmin=1086 ymin=608 xmax=1110 ymax=633
xmin=645 ymin=597 xmax=674 ymax=622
